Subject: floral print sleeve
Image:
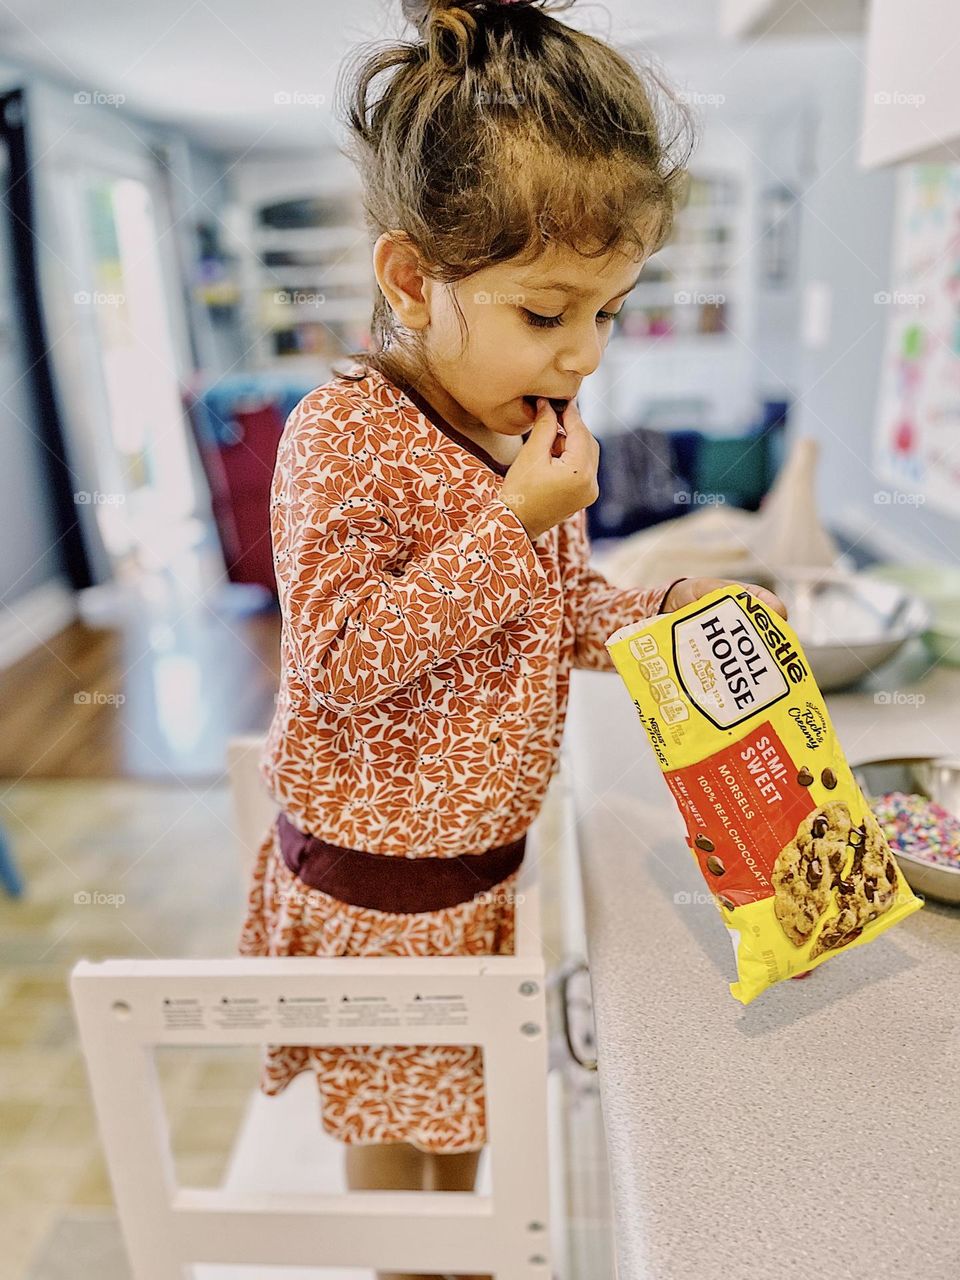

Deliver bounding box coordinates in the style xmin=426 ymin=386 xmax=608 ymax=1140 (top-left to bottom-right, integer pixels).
xmin=559 ymin=509 xmax=677 ymax=672
xmin=272 ymin=393 xmax=549 ymax=714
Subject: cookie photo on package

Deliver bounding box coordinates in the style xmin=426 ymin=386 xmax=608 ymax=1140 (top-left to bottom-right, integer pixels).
xmin=606 ymin=585 xmax=923 ymax=1004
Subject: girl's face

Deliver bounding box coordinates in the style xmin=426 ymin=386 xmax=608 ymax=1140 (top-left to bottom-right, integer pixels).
xmin=379 ymin=236 xmax=650 ymax=438
xmin=429 ymin=243 xmax=648 ymax=436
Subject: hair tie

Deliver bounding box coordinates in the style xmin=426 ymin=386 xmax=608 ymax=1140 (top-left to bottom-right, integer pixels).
xmin=402 ymin=0 xmax=534 ymax=34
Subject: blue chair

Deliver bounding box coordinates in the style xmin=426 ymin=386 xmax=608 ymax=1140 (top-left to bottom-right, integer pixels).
xmin=0 ymin=825 xmax=24 ymax=898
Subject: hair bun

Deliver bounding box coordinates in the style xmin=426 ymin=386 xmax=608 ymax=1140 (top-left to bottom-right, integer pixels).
xmin=402 ymin=0 xmax=535 ymax=36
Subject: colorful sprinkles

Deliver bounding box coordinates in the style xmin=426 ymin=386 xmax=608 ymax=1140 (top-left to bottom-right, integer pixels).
xmin=870 ymin=791 xmax=960 ymax=869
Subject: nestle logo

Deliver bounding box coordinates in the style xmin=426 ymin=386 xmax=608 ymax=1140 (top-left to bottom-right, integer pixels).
xmin=736 ymin=590 xmax=807 ymax=684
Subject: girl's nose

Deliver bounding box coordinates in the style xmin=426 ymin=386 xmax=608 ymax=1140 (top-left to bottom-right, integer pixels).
xmin=557 ymin=323 xmax=604 ymax=379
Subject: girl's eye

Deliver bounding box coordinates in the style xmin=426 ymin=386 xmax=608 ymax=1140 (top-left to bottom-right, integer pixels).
xmin=522 ymin=309 xmax=563 ymax=329
xmin=521 ymin=308 xmax=619 ymax=329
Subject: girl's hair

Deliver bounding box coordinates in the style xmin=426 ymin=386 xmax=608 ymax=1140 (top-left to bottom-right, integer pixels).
xmin=333 ymin=0 xmax=696 ymax=386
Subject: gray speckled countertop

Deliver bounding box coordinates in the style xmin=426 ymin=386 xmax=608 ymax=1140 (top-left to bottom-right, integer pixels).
xmin=566 ymin=645 xmax=960 ymax=1280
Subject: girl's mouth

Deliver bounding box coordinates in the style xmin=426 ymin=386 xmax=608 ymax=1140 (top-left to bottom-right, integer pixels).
xmin=521 ymin=395 xmax=568 ymax=420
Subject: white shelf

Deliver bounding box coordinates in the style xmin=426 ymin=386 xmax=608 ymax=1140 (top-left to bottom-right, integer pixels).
xmin=226 ymin=166 xmax=375 ymax=373
xmin=252 ymin=226 xmax=368 ymax=254
xmin=259 ymin=263 xmax=373 ymax=287
xmin=267 ymin=301 xmax=372 ymax=324
xmin=580 ymin=154 xmax=757 ymax=432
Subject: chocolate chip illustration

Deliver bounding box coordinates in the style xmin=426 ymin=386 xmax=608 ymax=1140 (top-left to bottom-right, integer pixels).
xmin=695 ymin=834 xmax=715 ymax=852
xmin=805 ymin=858 xmax=823 ymax=887
xmin=706 ymin=855 xmax=726 ymax=876
xmin=797 ymin=767 xmax=814 ymax=786
xmin=885 ymin=861 xmax=897 ymax=885
xmin=718 ymin=895 xmax=736 ymax=911
xmin=864 ymin=880 xmax=877 ymax=902
xmin=811 ymin=815 xmax=828 ymax=839
xmin=821 ymin=768 xmax=837 ymax=790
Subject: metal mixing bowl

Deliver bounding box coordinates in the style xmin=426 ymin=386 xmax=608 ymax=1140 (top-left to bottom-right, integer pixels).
xmin=772 ymin=568 xmax=931 ymax=691
xmin=853 ymin=757 xmax=960 ymax=905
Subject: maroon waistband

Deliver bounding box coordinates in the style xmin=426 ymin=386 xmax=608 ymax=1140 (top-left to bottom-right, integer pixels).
xmin=275 ymin=811 xmax=526 ymax=914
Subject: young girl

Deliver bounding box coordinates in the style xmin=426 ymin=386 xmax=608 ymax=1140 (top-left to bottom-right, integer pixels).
xmin=238 ymin=3 xmax=785 ymax=1277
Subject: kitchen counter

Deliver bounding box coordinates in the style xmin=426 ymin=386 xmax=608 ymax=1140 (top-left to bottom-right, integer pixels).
xmin=565 ymin=642 xmax=960 ymax=1280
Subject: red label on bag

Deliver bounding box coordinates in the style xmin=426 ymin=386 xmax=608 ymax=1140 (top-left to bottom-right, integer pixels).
xmin=664 ymin=721 xmax=816 ymax=905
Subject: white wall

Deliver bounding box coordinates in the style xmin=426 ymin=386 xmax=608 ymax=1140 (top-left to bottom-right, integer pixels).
xmin=788 ymin=57 xmax=960 ymax=563
xmin=643 ymin=34 xmax=960 ymax=563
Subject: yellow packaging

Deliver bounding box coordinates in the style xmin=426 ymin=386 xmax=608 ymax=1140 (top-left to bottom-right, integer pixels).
xmin=606 ymin=585 xmax=923 ymax=1004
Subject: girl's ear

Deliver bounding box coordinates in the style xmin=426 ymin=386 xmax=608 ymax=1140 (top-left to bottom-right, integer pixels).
xmin=373 ymin=231 xmax=431 ymax=329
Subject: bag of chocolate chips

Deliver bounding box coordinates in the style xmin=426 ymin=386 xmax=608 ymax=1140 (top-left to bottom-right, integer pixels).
xmin=606 ymin=584 xmax=923 ymax=1004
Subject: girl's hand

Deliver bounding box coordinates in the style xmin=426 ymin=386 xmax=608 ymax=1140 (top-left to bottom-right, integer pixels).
xmin=500 ymin=397 xmax=599 ymax=540
xmin=662 ymin=576 xmax=789 ymax=620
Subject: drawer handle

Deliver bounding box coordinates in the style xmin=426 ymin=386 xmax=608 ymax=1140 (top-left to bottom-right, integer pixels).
xmin=560 ymin=960 xmax=598 ymax=1072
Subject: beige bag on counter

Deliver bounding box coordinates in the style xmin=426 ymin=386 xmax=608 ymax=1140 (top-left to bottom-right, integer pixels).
xmin=598 ymin=436 xmax=840 ymax=590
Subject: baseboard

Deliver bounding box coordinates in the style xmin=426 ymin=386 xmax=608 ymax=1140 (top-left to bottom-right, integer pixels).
xmin=0 ymin=578 xmax=77 ymax=669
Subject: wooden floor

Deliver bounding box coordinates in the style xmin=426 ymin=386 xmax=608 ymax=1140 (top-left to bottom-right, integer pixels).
xmin=0 ymin=559 xmax=282 ymax=782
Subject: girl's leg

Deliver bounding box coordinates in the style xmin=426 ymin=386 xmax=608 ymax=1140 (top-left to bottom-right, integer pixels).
xmin=423 ymin=1148 xmax=491 ymax=1280
xmin=344 ymin=1139 xmax=426 ymax=1191
xmin=343 ymin=1141 xmax=429 ymax=1280
xmin=422 ymin=1147 xmax=482 ymax=1191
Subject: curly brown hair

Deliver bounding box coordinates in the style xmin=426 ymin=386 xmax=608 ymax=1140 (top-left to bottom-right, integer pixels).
xmin=333 ymin=0 xmax=696 ymax=387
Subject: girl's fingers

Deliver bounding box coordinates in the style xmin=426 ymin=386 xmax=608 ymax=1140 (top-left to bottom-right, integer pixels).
xmin=744 ymin=584 xmax=789 ymax=621
xmin=556 ymin=402 xmax=598 ymax=464
xmin=671 ymin=578 xmax=789 ymax=622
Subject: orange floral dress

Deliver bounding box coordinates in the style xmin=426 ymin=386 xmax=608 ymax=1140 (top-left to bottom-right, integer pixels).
xmin=237 ymin=366 xmax=675 ymax=1152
